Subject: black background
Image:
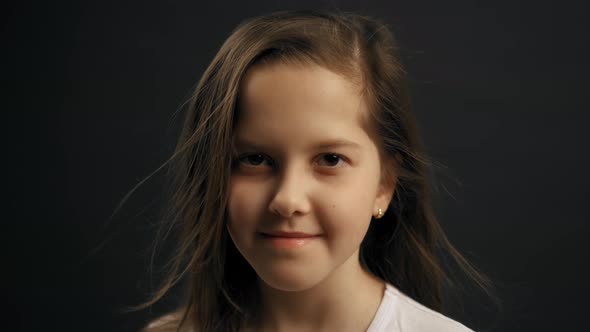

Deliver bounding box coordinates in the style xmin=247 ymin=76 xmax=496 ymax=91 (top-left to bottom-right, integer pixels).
xmin=5 ymin=0 xmax=589 ymax=331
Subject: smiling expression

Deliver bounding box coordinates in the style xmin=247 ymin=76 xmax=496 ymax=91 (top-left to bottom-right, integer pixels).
xmin=226 ymin=62 xmax=394 ymax=291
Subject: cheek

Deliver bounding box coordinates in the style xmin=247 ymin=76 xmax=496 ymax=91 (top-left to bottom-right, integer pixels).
xmin=319 ymin=173 xmax=379 ymax=242
xmin=227 ymin=178 xmax=267 ymax=234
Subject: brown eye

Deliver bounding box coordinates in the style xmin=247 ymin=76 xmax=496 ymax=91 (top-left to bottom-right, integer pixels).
xmin=317 ymin=153 xmax=345 ymax=167
xmin=239 ymin=153 xmax=272 ymax=167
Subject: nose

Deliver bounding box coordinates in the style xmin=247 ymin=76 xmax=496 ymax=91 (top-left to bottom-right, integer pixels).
xmin=267 ymin=166 xmax=311 ymax=218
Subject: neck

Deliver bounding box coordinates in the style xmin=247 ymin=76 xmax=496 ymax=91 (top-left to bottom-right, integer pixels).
xmin=249 ymin=250 xmax=386 ymax=332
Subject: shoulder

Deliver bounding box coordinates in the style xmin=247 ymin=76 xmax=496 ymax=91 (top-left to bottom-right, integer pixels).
xmin=384 ymin=284 xmax=475 ymax=332
xmin=142 ymin=310 xmax=195 ymax=332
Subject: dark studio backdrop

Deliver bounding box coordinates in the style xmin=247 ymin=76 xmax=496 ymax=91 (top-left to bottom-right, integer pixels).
xmin=5 ymin=0 xmax=589 ymax=331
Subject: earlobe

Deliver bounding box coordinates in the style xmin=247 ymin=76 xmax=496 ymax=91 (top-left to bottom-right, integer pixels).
xmin=374 ymin=208 xmax=384 ymax=219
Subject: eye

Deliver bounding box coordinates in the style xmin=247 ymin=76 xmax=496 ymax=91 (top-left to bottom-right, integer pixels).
xmin=237 ymin=153 xmax=273 ymax=167
xmin=234 ymin=152 xmax=347 ymax=169
xmin=316 ymin=153 xmax=346 ymax=168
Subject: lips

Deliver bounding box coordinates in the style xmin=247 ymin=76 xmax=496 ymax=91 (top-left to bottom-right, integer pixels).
xmin=260 ymin=232 xmax=320 ymax=249
xmin=261 ymin=231 xmax=319 ymax=238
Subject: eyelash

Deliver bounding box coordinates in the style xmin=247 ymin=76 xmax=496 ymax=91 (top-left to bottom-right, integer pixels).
xmin=235 ymin=153 xmax=347 ymax=169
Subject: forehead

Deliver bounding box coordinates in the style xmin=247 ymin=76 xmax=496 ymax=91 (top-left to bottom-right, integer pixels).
xmin=235 ymin=63 xmax=373 ymax=148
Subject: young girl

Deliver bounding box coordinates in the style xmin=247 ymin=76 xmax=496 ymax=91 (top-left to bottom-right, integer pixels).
xmin=140 ymin=9 xmax=498 ymax=332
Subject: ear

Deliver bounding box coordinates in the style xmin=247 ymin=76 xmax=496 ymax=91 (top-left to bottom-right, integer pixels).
xmin=374 ymin=154 xmax=401 ymax=216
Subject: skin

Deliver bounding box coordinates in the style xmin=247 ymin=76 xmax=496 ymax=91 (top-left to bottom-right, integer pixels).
xmin=227 ymin=62 xmax=398 ymax=332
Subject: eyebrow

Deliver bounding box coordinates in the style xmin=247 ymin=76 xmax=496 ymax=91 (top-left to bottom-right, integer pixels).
xmin=233 ymin=137 xmax=362 ymax=151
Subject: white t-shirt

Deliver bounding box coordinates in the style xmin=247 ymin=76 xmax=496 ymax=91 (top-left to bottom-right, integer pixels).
xmin=366 ymin=283 xmax=475 ymax=332
xmin=147 ymin=283 xmax=475 ymax=332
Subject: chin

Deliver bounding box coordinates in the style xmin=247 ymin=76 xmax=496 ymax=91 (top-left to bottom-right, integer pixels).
xmin=255 ymin=265 xmax=327 ymax=292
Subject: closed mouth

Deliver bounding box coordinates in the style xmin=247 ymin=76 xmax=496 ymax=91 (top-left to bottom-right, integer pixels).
xmin=260 ymin=233 xmax=319 ymax=238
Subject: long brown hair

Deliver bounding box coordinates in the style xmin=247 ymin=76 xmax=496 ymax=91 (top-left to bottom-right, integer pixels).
xmin=136 ymin=9 xmax=501 ymax=331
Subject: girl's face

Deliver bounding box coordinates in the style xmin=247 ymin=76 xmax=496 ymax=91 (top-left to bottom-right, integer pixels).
xmin=227 ymin=62 xmax=395 ymax=292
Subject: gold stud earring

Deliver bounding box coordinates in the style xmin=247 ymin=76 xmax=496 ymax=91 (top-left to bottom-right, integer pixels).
xmin=375 ymin=208 xmax=384 ymax=219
